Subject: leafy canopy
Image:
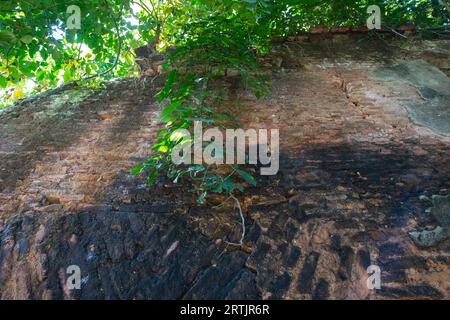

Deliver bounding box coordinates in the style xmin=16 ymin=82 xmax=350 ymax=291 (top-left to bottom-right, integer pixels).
xmin=0 ymin=0 xmax=447 ymax=105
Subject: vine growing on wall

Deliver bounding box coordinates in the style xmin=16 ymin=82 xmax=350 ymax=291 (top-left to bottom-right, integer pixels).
xmin=131 ymin=0 xmax=272 ymax=205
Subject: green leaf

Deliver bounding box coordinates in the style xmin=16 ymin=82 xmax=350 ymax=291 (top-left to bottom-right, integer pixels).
xmin=222 ymin=178 xmax=235 ymax=193
xmin=36 ymin=70 xmax=46 ymax=82
xmin=20 ymin=35 xmax=33 ymax=44
xmin=0 ymin=31 xmax=16 ymax=45
xmin=236 ymin=169 xmax=256 ymax=186
xmin=146 ymin=169 xmax=158 ymax=186
xmin=156 ymin=129 xmax=167 ymax=137
xmin=197 ymin=191 xmax=207 ymax=204
xmin=62 ymin=68 xmax=71 ymax=83
xmin=211 ymin=180 xmax=223 ymax=193
xmin=160 ymin=101 xmax=181 ymax=120
xmin=187 ymin=164 xmax=205 ymax=174
xmin=130 ymin=163 xmax=144 ymax=176
xmin=19 ymin=62 xmax=36 ymax=77
xmin=0 ymin=76 xmax=6 ymax=89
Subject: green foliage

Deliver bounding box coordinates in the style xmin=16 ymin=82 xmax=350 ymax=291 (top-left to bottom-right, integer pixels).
xmin=132 ymin=1 xmax=272 ymax=202
xmin=266 ymin=0 xmax=448 ymax=36
xmin=0 ymin=0 xmax=165 ymax=105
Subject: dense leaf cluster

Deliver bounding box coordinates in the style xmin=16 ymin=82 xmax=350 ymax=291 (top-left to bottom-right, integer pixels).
xmin=1 ymin=0 xmax=447 ymax=104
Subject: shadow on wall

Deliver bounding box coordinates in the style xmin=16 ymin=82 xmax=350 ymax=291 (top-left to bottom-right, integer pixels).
xmin=1 ymin=141 xmax=449 ymax=299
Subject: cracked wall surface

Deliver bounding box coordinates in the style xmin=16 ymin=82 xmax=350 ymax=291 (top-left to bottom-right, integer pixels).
xmin=370 ymin=59 xmax=450 ymax=136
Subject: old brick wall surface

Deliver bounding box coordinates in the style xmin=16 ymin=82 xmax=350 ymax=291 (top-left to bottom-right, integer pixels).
xmin=0 ymin=37 xmax=449 ymax=300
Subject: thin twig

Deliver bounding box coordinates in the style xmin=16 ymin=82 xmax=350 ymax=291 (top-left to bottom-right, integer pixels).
xmin=224 ymin=193 xmax=245 ymax=247
xmin=150 ymin=73 xmax=160 ymax=84
xmin=381 ymin=25 xmax=408 ymax=39
xmin=212 ymin=195 xmax=232 ymax=209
